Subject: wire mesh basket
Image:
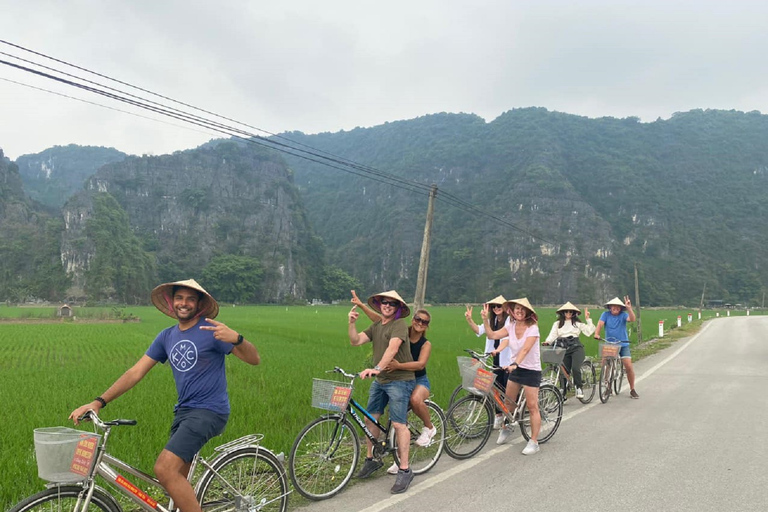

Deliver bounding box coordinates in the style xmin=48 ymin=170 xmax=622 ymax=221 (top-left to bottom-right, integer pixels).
xmin=311 ymin=378 xmax=353 ymax=412
xmin=541 ymin=345 xmax=566 ymax=365
xmin=34 ymin=427 xmax=102 ymax=483
xmin=599 ymin=342 xmax=629 ymax=360
xmin=457 ymin=356 xmax=495 ymax=396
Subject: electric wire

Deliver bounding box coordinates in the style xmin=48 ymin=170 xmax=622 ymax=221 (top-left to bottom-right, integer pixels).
xmin=0 ymin=41 xmax=553 ymax=243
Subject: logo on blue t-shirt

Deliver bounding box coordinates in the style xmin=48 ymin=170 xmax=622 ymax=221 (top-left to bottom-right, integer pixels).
xmin=170 ymin=340 xmax=198 ymax=372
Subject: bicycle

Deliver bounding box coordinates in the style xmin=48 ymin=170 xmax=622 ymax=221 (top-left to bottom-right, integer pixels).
xmin=541 ymin=340 xmax=597 ymax=404
xmin=597 ymin=338 xmax=629 ymax=403
xmin=11 ymin=410 xmax=289 ymax=512
xmin=288 ymin=367 xmax=446 ymax=501
xmin=443 ymin=350 xmax=563 ymax=460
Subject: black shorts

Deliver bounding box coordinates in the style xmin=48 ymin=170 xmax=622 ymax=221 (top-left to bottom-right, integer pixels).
xmin=508 ymin=367 xmax=542 ymax=388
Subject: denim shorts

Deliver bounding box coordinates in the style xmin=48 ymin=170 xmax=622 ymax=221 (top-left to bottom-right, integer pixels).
xmin=166 ymin=408 xmax=229 ymax=463
xmin=367 ymin=379 xmax=415 ymax=424
xmin=620 ymin=344 xmax=631 ymax=359
xmin=413 ymin=374 xmax=431 ymax=391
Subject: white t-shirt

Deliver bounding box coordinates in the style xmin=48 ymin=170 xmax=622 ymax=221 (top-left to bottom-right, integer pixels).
xmin=503 ymin=318 xmax=541 ymax=371
xmin=477 ymin=323 xmax=512 ymax=367
xmin=544 ymin=318 xmax=595 ymax=344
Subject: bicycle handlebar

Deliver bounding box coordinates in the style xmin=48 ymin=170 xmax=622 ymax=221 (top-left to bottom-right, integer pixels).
xmin=327 ymin=366 xmax=359 ymax=380
xmin=78 ymin=410 xmax=138 ymax=429
xmin=463 ymin=349 xmax=504 ymax=372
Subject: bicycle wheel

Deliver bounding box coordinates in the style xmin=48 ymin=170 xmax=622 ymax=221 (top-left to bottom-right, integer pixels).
xmin=443 ymin=395 xmax=493 ymax=459
xmin=520 ymin=384 xmax=563 ymax=444
xmin=449 ymin=384 xmax=469 ymax=406
xmin=599 ymin=359 xmax=614 ymax=403
xmin=288 ymin=415 xmax=360 ymax=501
xmin=614 ymin=358 xmax=626 ymax=395
xmin=541 ymin=363 xmax=559 ymax=386
xmin=9 ymin=486 xmax=120 ymax=512
xmin=578 ymin=361 xmax=597 ymax=404
xmin=197 ymin=446 xmax=288 ymax=512
xmin=391 ymin=400 xmax=445 ymax=475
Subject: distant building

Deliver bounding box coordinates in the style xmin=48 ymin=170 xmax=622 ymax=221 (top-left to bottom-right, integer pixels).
xmin=58 ymin=304 xmax=73 ymax=317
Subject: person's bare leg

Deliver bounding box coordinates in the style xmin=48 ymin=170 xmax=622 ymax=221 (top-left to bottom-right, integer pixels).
xmin=155 ymin=450 xmax=201 ymax=512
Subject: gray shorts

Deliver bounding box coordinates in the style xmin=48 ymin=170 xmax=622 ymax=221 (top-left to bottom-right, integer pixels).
xmin=166 ymin=408 xmax=228 ymax=463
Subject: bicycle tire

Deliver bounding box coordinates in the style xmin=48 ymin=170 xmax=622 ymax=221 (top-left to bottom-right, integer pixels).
xmin=541 ymin=363 xmax=559 ymax=386
xmin=443 ymin=395 xmax=493 ymax=460
xmin=9 ymin=485 xmax=120 ymax=512
xmin=520 ymin=383 xmax=563 ymax=444
xmin=599 ymin=359 xmax=613 ymax=403
xmin=288 ymin=415 xmax=360 ymax=501
xmin=197 ymin=446 xmax=288 ymax=512
xmin=614 ymin=358 xmax=626 ymax=395
xmin=449 ymin=384 xmax=470 ymax=406
xmin=390 ymin=400 xmax=446 ymax=475
xmin=578 ymin=360 xmax=597 ymax=404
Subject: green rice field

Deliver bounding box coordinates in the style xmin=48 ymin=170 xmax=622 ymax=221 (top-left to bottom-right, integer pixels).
xmin=0 ymin=303 xmax=753 ymax=509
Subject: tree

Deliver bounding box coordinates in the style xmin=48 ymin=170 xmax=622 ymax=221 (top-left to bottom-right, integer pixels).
xmin=202 ymin=255 xmax=264 ymax=303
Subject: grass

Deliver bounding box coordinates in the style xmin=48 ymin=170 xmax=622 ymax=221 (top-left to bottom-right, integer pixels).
xmin=0 ymin=303 xmax=758 ymax=509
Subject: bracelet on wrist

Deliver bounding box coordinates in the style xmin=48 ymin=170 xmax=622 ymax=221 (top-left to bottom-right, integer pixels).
xmin=95 ymin=396 xmax=107 ymax=408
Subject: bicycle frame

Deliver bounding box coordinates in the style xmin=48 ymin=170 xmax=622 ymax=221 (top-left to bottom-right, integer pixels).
xmin=344 ymin=397 xmax=392 ymax=449
xmin=65 ymin=414 xmax=277 ymax=512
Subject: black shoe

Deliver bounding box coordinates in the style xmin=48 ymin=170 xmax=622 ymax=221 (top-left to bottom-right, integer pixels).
xmin=390 ymin=469 xmax=414 ymax=494
xmin=357 ymin=458 xmax=383 ymax=479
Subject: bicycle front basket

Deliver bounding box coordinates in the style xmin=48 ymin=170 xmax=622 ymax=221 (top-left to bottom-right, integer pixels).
xmin=311 ymin=378 xmax=352 ymax=412
xmin=34 ymin=427 xmax=102 ymax=483
xmin=599 ymin=342 xmax=629 ymax=359
xmin=457 ymin=356 xmax=494 ymax=396
xmin=541 ymin=345 xmax=566 ymax=364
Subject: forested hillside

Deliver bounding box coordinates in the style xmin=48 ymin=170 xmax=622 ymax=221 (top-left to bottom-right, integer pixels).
xmin=16 ymin=144 xmax=127 ymax=208
xmin=280 ymin=108 xmax=768 ymax=306
xmin=0 ymin=149 xmax=69 ymax=301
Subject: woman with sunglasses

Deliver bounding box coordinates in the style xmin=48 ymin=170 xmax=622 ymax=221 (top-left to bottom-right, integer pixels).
xmin=464 ymin=295 xmax=510 ymax=429
xmin=543 ymin=302 xmax=594 ymax=400
xmin=382 ymin=309 xmax=437 ymax=474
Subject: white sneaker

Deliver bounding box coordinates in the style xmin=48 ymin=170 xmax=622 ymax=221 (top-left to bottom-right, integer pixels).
xmin=387 ymin=462 xmax=399 ymax=475
xmin=493 ymin=415 xmax=504 ymax=430
xmin=575 ymin=388 xmax=584 ymax=399
xmin=522 ymin=440 xmax=540 ymax=455
xmin=415 ymin=426 xmax=437 ymax=447
xmin=496 ymin=426 xmax=511 ymax=445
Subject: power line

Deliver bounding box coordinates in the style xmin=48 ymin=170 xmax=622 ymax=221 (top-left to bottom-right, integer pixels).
xmin=0 ymin=40 xmax=554 ymax=244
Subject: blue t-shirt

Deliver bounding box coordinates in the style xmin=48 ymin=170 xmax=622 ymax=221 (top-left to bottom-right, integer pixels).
xmin=146 ymin=318 xmax=234 ymax=415
xmin=599 ymin=310 xmax=630 ymax=342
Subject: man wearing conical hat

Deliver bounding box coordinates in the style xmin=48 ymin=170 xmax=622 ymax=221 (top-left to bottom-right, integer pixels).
xmin=348 ymin=290 xmax=416 ymax=494
xmin=594 ymin=295 xmax=639 ymax=399
xmin=70 ymin=279 xmax=261 ymax=512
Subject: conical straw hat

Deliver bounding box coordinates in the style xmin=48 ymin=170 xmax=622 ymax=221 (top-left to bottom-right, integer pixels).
xmin=485 ymin=295 xmax=507 ymax=305
xmin=557 ymin=301 xmax=581 ymax=313
xmin=151 ymin=279 xmax=219 ymax=320
xmin=367 ymin=290 xmax=411 ymax=317
xmin=604 ymin=297 xmax=625 ymax=309
xmin=503 ymin=297 xmax=538 ymax=322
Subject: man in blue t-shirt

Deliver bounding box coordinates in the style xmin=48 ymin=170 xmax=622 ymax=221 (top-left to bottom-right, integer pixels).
xmin=594 ymin=295 xmax=639 ymax=399
xmin=70 ymin=279 xmax=260 ymax=512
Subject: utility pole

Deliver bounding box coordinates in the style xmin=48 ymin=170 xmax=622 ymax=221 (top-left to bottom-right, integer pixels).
xmin=700 ymin=282 xmax=707 ymax=311
xmin=634 ymin=262 xmax=642 ymax=342
xmin=414 ymin=184 xmax=437 ymax=311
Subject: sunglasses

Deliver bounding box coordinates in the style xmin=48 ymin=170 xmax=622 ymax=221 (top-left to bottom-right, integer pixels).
xmin=413 ymin=316 xmax=430 ymax=326
xmin=491 ymin=304 xmax=503 ymax=309
xmin=379 ymin=299 xmax=401 ymax=307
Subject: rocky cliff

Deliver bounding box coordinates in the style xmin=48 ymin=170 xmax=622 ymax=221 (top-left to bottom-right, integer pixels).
xmin=61 ymin=141 xmax=317 ymax=302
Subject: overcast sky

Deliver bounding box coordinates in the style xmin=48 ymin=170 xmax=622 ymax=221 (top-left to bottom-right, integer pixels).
xmin=1 ymin=0 xmax=767 ymax=160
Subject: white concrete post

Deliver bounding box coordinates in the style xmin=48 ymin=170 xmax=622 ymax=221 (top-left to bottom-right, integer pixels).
xmin=677 ymin=316 xmax=682 ymax=327
xmin=687 ymin=313 xmax=692 ymax=323
xmin=658 ymin=320 xmax=664 ymax=337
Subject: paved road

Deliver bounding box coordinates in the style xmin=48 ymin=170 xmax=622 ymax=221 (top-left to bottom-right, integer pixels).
xmin=292 ymin=317 xmax=768 ymax=511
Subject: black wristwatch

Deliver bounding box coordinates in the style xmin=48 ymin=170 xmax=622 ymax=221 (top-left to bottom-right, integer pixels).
xmin=233 ymin=334 xmax=244 ymax=346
